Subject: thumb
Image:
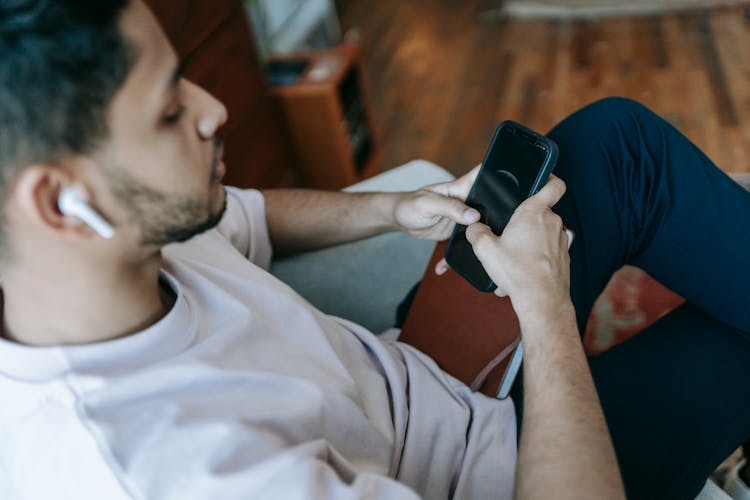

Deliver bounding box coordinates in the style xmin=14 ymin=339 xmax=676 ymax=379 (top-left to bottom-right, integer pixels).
xmin=428 ymin=193 xmax=480 ymax=224
xmin=465 ymin=222 xmax=499 ymax=257
xmin=523 ymin=175 xmax=567 ymax=210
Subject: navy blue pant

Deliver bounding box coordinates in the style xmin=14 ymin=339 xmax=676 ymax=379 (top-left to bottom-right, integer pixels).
xmin=540 ymin=97 xmax=750 ymax=499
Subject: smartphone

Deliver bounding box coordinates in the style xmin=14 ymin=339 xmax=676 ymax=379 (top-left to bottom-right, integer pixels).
xmin=444 ymin=121 xmax=559 ymax=292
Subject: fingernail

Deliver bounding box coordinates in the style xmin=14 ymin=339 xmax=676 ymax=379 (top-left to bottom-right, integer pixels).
xmin=464 ymin=208 xmax=479 ymax=221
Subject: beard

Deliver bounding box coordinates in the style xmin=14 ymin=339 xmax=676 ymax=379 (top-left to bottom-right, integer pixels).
xmin=103 ymin=139 xmax=227 ymax=246
xmin=107 ymin=172 xmax=227 ymax=246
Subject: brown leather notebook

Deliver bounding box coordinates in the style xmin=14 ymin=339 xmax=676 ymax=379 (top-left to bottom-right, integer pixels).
xmin=399 ymin=241 xmax=521 ymax=398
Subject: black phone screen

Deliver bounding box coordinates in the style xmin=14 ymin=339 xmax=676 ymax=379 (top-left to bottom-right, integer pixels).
xmin=446 ymin=125 xmax=551 ymax=291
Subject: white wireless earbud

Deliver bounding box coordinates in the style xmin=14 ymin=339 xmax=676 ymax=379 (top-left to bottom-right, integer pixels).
xmin=58 ymin=187 xmax=115 ymax=239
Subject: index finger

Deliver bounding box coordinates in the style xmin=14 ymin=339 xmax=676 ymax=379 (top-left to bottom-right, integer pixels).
xmin=522 ymin=174 xmax=566 ymax=210
xmin=456 ymin=164 xmax=481 ymax=191
xmin=428 ymin=164 xmax=481 ymax=200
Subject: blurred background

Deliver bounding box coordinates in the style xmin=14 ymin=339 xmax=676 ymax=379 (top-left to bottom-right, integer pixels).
xmin=247 ymin=0 xmax=750 ymax=178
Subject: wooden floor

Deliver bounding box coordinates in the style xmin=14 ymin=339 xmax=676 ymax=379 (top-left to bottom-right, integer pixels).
xmin=336 ymin=1 xmax=750 ymax=177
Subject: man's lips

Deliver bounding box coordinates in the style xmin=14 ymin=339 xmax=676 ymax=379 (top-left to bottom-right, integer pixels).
xmin=211 ymin=141 xmax=225 ymax=182
xmin=213 ymin=159 xmax=226 ymax=181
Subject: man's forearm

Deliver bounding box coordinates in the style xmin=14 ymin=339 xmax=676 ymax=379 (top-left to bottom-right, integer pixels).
xmin=262 ymin=189 xmax=400 ymax=257
xmin=514 ymin=300 xmax=625 ymax=500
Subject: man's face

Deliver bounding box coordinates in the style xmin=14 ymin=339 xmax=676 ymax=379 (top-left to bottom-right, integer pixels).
xmin=94 ymin=0 xmax=229 ymax=246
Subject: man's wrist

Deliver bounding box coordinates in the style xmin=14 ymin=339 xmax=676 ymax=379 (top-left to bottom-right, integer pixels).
xmin=376 ymin=191 xmax=411 ymax=233
xmin=512 ymin=295 xmax=577 ymax=335
xmin=364 ymin=191 xmax=402 ymax=233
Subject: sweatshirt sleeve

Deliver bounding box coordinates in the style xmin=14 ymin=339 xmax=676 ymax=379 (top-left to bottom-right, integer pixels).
xmin=215 ymin=187 xmax=274 ymax=270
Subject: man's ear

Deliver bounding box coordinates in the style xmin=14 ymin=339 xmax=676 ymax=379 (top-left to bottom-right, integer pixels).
xmin=10 ymin=165 xmax=89 ymax=238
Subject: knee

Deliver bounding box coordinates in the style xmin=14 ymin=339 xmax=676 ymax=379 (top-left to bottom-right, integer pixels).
xmin=587 ymin=96 xmax=649 ymax=115
xmin=586 ymin=97 xmax=657 ymax=126
xmin=548 ymin=96 xmax=659 ymax=146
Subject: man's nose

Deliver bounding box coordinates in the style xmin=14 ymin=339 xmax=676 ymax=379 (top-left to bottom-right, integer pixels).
xmin=197 ymin=93 xmax=228 ymax=140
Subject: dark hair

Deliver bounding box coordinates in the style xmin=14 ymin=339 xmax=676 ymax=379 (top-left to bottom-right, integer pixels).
xmin=0 ymin=0 xmax=133 ymax=246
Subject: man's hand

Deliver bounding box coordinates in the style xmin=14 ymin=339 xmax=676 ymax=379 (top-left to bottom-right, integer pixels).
xmin=464 ymin=175 xmax=570 ymax=315
xmin=437 ymin=174 xmax=624 ymax=499
xmin=392 ymin=166 xmax=481 ymax=241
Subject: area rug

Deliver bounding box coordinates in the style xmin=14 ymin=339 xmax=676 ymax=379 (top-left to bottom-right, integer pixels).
xmin=485 ymin=0 xmax=750 ymax=19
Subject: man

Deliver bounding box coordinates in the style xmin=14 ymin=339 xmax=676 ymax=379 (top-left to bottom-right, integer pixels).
xmin=0 ymin=1 xmax=748 ymax=499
